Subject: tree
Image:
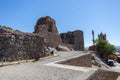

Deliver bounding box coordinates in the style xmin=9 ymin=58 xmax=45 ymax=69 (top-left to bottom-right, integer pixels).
xmin=106 ymin=43 xmax=116 ymax=56
xmin=96 ymin=40 xmax=116 ymax=62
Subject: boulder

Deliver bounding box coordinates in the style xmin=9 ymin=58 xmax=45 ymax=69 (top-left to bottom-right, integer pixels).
xmin=56 ymin=45 xmax=71 ymax=51
xmin=45 ymin=47 xmax=57 ymax=55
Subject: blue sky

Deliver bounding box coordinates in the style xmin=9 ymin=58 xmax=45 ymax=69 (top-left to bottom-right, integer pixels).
xmin=0 ymin=0 xmax=120 ymax=47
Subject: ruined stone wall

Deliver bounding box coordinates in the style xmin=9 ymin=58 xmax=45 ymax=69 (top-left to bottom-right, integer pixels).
xmin=0 ymin=16 xmax=85 ymax=61
xmin=34 ymin=16 xmax=62 ymax=48
xmin=0 ymin=26 xmax=45 ymax=62
xmin=58 ymin=54 xmax=92 ymax=67
xmin=60 ymin=30 xmax=84 ymax=51
xmin=87 ymin=69 xmax=120 ymax=80
xmin=0 ymin=16 xmax=63 ymax=62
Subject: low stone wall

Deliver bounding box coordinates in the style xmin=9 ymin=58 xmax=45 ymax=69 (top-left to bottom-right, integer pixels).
xmin=0 ymin=27 xmax=45 ymax=62
xmin=87 ymin=69 xmax=120 ymax=80
xmin=58 ymin=54 xmax=92 ymax=67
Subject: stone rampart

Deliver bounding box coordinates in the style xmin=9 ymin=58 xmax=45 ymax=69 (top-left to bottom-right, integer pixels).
xmin=0 ymin=26 xmax=45 ymax=61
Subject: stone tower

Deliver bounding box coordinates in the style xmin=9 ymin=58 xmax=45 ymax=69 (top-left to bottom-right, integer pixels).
xmin=34 ymin=16 xmax=62 ymax=48
xmin=98 ymin=32 xmax=106 ymax=40
xmin=60 ymin=30 xmax=84 ymax=51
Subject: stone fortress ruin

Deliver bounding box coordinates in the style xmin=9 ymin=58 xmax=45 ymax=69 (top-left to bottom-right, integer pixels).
xmin=0 ymin=16 xmax=84 ymax=62
xmin=0 ymin=16 xmax=120 ymax=80
xmin=60 ymin=30 xmax=84 ymax=51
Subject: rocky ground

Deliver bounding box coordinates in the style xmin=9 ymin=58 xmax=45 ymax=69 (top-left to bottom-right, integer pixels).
xmin=0 ymin=51 xmax=96 ymax=80
xmin=110 ymin=61 xmax=120 ymax=73
xmin=0 ymin=51 xmax=120 ymax=80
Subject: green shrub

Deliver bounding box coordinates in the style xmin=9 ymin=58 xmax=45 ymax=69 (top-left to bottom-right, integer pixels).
xmin=96 ymin=40 xmax=116 ymax=57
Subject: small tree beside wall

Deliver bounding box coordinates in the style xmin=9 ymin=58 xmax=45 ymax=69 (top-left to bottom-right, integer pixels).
xmin=96 ymin=40 xmax=116 ymax=62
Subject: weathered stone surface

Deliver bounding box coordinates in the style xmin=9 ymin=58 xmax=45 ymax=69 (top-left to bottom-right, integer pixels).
xmin=117 ymin=56 xmax=120 ymax=63
xmin=88 ymin=45 xmax=96 ymax=51
xmin=117 ymin=76 xmax=120 ymax=80
xmin=58 ymin=54 xmax=92 ymax=67
xmin=60 ymin=30 xmax=84 ymax=51
xmin=87 ymin=69 xmax=120 ymax=80
xmin=98 ymin=32 xmax=107 ymax=40
xmin=0 ymin=16 xmax=85 ymax=62
xmin=56 ymin=45 xmax=71 ymax=51
xmin=45 ymin=47 xmax=57 ymax=56
xmin=34 ymin=16 xmax=62 ymax=48
xmin=0 ymin=26 xmax=46 ymax=62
